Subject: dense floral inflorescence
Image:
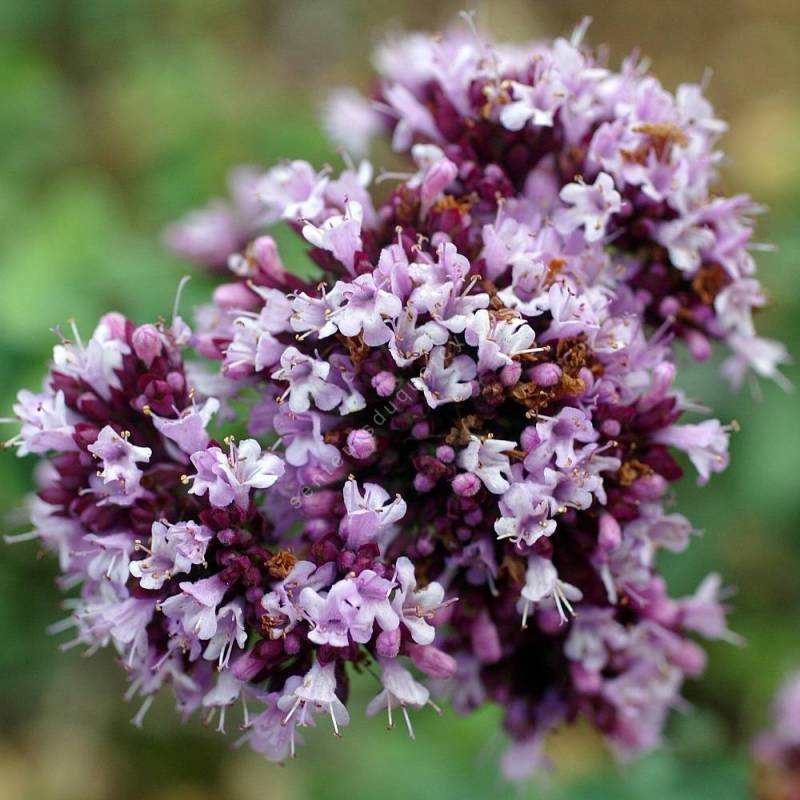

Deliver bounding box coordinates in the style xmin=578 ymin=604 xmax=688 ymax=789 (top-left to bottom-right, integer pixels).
xmin=4 ymin=18 xmax=783 ymax=779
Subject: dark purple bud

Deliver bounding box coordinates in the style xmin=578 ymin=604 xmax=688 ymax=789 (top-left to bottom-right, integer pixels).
xmin=411 ymin=421 xmax=430 ymax=439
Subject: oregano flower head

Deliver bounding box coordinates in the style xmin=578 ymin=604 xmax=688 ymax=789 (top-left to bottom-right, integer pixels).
xmin=4 ymin=17 xmax=785 ymax=779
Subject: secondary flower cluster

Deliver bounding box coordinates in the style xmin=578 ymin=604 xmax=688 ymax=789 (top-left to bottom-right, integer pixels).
xmin=5 ymin=18 xmax=780 ymax=779
xmin=753 ymin=673 xmax=800 ymax=798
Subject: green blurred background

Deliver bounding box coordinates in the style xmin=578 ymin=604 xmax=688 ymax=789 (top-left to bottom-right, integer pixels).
xmin=1 ymin=2 xmax=798 ymax=798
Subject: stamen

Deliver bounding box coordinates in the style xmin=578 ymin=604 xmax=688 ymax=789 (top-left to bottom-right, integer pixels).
xmin=131 ymin=695 xmax=154 ymax=728
xmin=329 ymin=703 xmax=341 ymax=737
xmin=172 ymin=275 xmax=192 ymax=322
xmin=401 ymin=705 xmax=415 ymax=739
xmin=3 ymin=530 xmax=40 ymax=544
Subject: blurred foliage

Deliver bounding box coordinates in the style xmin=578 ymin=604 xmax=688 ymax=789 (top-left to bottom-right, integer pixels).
xmin=0 ymin=2 xmax=798 ymax=798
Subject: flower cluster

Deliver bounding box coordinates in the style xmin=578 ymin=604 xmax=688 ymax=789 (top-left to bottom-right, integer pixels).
xmin=753 ymin=673 xmax=800 ymax=798
xmin=4 ymin=18 xmax=782 ymax=779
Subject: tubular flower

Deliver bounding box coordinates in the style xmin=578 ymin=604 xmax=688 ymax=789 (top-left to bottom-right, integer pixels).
xmin=3 ymin=16 xmax=784 ymax=783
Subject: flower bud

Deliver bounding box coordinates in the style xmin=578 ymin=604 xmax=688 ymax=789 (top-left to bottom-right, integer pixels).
xmin=376 ymin=628 xmax=401 ymax=658
xmin=530 ymin=362 xmax=561 ymax=387
xmin=132 ymin=324 xmax=162 ymax=367
xmin=598 ymin=512 xmax=622 ymax=551
xmin=452 ymin=473 xmax=481 ymax=497
xmin=406 ymin=642 xmax=457 ymax=678
xmin=471 ymin=610 xmax=502 ymax=663
xmin=213 ymin=281 xmax=260 ymax=310
xmin=371 ymin=371 xmax=396 ymax=397
xmin=346 ymin=428 xmax=376 ymax=460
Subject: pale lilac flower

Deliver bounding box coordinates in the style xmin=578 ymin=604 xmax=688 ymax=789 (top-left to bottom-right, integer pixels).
xmin=322 ymin=88 xmax=382 ymax=157
xmin=271 ymin=347 xmax=345 ymax=414
xmin=565 ymin=607 xmax=629 ymax=673
xmin=302 ymin=200 xmax=364 ymax=274
xmin=340 ymin=479 xmax=407 ymax=549
xmin=655 ymin=216 xmax=715 ymax=273
xmin=494 ymin=480 xmax=558 ymax=545
xmin=202 ymin=670 xmax=245 ymax=733
xmin=301 ymin=569 xmax=397 ymax=647
xmin=82 ymin=531 xmax=135 ymax=585
xmin=203 ymin=601 xmax=248 ymax=669
xmin=257 ymin=160 xmax=327 ymax=223
xmin=555 ymin=172 xmax=622 ymax=242
xmin=277 ymin=661 xmax=350 ymax=736
xmin=11 ymin=389 xmax=76 ymax=456
xmin=464 ymin=310 xmax=538 ymax=372
xmin=653 ymin=420 xmax=730 ymax=485
xmin=519 ymin=556 xmax=583 ymax=626
xmin=383 ymin=83 xmax=442 ymax=151
xmin=721 ymin=333 xmax=792 ymax=391
xmin=130 ymin=520 xmax=212 ymax=590
xmin=411 ymin=346 xmax=476 ymax=408
xmin=366 ymin=659 xmax=431 ymax=738
xmin=160 ymin=575 xmax=229 ymax=641
xmin=299 ymin=579 xmax=368 ymax=647
xmin=500 ymin=75 xmax=565 ymax=130
xmin=246 ymin=692 xmax=301 ymax=761
xmin=52 ymin=316 xmax=130 ymax=400
xmin=326 ymin=273 xmax=403 ymax=346
xmin=163 ymin=203 xmax=242 ymax=268
xmin=678 ymin=574 xmax=741 ymax=643
xmin=273 ymin=409 xmax=341 ymax=468
xmin=456 ymin=435 xmax=515 ymax=494
xmin=189 ymin=439 xmax=285 ymax=509
xmin=392 ymin=556 xmax=445 ymax=645
xmin=223 ymin=289 xmax=292 ymax=376
xmin=150 ymin=398 xmax=219 ymax=455
xmin=532 ymin=406 xmax=599 ymax=469
xmin=88 ymin=426 xmax=152 ymax=502
xmin=289 ymin=289 xmax=339 ymax=339
xmin=388 ymin=308 xmax=448 ymax=367
xmin=259 ymin=560 xmax=336 ymax=642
